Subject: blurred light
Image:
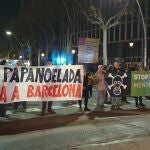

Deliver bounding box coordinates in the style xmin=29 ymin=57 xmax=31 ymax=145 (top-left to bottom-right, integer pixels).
xmin=57 ymin=57 xmax=65 ymax=65
xmin=6 ymin=31 xmax=12 ymax=36
xmin=41 ymin=53 xmax=45 ymax=57
xmin=129 ymin=42 xmax=134 ymax=47
xmin=72 ymin=49 xmax=76 ymax=54
xmin=19 ymin=55 xmax=23 ymax=59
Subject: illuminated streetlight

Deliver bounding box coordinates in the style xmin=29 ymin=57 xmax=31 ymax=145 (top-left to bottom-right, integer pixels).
xmin=41 ymin=53 xmax=45 ymax=57
xmin=6 ymin=30 xmax=24 ymax=61
xmin=72 ymin=49 xmax=76 ymax=65
xmin=19 ymin=55 xmax=23 ymax=59
xmin=71 ymin=49 xmax=76 ymax=54
xmin=135 ymin=0 xmax=147 ymax=67
xmin=129 ymin=42 xmax=134 ymax=47
xmin=6 ymin=31 xmax=12 ymax=36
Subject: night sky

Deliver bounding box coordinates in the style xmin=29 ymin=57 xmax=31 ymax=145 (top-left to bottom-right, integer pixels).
xmin=0 ymin=0 xmax=21 ymax=18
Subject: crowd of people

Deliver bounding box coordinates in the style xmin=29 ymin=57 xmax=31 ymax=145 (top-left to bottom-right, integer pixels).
xmin=0 ymin=58 xmax=148 ymax=118
xmin=93 ymin=61 xmax=147 ymax=111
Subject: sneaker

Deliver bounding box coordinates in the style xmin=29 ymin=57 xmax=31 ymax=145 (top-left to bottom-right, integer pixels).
xmin=105 ymin=101 xmax=111 ymax=104
xmin=22 ymin=108 xmax=27 ymax=112
xmin=48 ymin=110 xmax=56 ymax=114
xmin=84 ymin=107 xmax=91 ymax=111
xmin=94 ymin=106 xmax=100 ymax=111
xmin=140 ymin=103 xmax=145 ymax=107
xmin=79 ymin=107 xmax=83 ymax=111
xmin=13 ymin=109 xmax=18 ymax=113
xmin=0 ymin=114 xmax=9 ymax=118
xmin=40 ymin=111 xmax=46 ymax=116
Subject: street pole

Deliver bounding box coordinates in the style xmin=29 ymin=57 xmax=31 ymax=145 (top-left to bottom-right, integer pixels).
xmin=136 ymin=0 xmax=147 ymax=67
xmin=6 ymin=31 xmax=24 ymax=62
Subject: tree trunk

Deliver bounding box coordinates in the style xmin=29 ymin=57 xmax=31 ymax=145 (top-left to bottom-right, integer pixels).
xmin=103 ymin=27 xmax=107 ymax=65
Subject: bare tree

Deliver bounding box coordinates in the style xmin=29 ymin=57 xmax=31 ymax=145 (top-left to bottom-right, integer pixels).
xmin=75 ymin=0 xmax=130 ymax=65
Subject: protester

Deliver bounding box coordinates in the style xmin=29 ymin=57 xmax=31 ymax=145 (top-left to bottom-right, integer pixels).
xmin=13 ymin=61 xmax=27 ymax=112
xmin=111 ymin=62 xmax=122 ymax=110
xmin=105 ymin=64 xmax=113 ymax=104
xmin=41 ymin=59 xmax=56 ymax=116
xmin=78 ymin=66 xmax=91 ymax=111
xmin=135 ymin=64 xmax=146 ymax=108
xmin=94 ymin=65 xmax=106 ymax=111
xmin=87 ymin=72 xmax=94 ymax=98
xmin=120 ymin=62 xmax=130 ymax=104
xmin=0 ymin=59 xmax=8 ymax=117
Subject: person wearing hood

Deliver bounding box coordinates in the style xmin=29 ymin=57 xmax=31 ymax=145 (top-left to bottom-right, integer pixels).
xmin=94 ymin=65 xmax=106 ymax=111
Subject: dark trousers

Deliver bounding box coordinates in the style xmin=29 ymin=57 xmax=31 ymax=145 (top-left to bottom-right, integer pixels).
xmin=42 ymin=101 xmax=52 ymax=112
xmin=0 ymin=104 xmax=6 ymax=117
xmin=88 ymin=85 xmax=92 ymax=97
xmin=14 ymin=101 xmax=27 ymax=110
xmin=121 ymin=96 xmax=127 ymax=102
xmin=78 ymin=97 xmax=88 ymax=109
xmin=135 ymin=96 xmax=143 ymax=106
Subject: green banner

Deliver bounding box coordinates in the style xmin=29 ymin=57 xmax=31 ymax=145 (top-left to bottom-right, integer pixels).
xmin=131 ymin=71 xmax=150 ymax=96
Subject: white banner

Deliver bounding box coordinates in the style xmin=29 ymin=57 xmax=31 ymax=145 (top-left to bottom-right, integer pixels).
xmin=0 ymin=65 xmax=84 ymax=103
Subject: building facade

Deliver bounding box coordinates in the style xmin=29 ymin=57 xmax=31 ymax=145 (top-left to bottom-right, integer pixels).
xmin=58 ymin=0 xmax=150 ymax=66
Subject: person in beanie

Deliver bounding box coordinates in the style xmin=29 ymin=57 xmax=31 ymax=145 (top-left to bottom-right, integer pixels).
xmin=41 ymin=59 xmax=56 ymax=116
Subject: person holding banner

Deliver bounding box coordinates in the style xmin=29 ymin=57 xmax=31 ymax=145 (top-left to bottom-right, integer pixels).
xmin=78 ymin=66 xmax=91 ymax=111
xmin=41 ymin=59 xmax=56 ymax=116
xmin=135 ymin=64 xmax=146 ymax=108
xmin=111 ymin=62 xmax=122 ymax=110
xmin=13 ymin=61 xmax=27 ymax=112
xmin=94 ymin=65 xmax=106 ymax=111
xmin=0 ymin=59 xmax=8 ymax=117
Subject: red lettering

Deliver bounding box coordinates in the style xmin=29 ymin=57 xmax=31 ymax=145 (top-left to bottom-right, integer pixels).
xmin=48 ymin=85 xmax=53 ymax=97
xmin=62 ymin=84 xmax=69 ymax=97
xmin=53 ymin=85 xmax=58 ymax=97
xmin=11 ymin=86 xmax=20 ymax=101
xmin=27 ymin=85 xmax=34 ymax=97
xmin=42 ymin=85 xmax=49 ymax=98
xmin=0 ymin=85 xmax=7 ymax=103
xmin=75 ymin=84 xmax=82 ymax=98
xmin=68 ymin=84 xmax=75 ymax=97
xmin=57 ymin=84 xmax=62 ymax=97
xmin=34 ymin=86 xmax=41 ymax=97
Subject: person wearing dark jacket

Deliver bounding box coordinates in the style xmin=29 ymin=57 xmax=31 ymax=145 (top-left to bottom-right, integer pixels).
xmin=78 ymin=66 xmax=91 ymax=111
xmin=135 ymin=64 xmax=146 ymax=108
xmin=13 ymin=61 xmax=27 ymax=112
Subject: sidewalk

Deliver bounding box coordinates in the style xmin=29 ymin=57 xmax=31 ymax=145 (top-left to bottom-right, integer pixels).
xmin=1 ymin=90 xmax=150 ymax=135
xmin=1 ymin=90 xmax=150 ymax=122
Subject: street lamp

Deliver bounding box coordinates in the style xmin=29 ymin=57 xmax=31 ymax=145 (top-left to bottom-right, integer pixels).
xmin=72 ymin=49 xmax=76 ymax=65
xmin=41 ymin=53 xmax=45 ymax=57
xmin=6 ymin=31 xmax=12 ymax=36
xmin=19 ymin=55 xmax=23 ymax=59
xmin=6 ymin=30 xmax=24 ymax=61
xmin=71 ymin=49 xmax=76 ymax=54
xmin=129 ymin=41 xmax=134 ymax=47
xmin=135 ymin=0 xmax=147 ymax=67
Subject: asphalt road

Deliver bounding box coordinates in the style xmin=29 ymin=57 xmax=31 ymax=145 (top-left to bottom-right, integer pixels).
xmin=1 ymin=90 xmax=150 ymax=149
